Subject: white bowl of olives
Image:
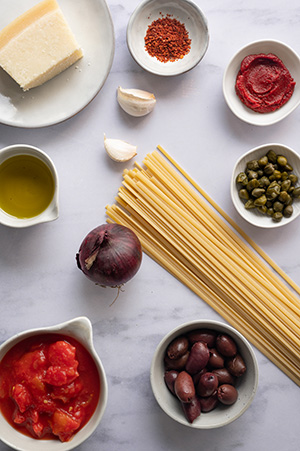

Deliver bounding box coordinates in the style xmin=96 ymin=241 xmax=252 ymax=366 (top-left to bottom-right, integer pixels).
xmin=150 ymin=320 xmax=258 ymax=429
xmin=231 ymin=143 xmax=300 ymax=228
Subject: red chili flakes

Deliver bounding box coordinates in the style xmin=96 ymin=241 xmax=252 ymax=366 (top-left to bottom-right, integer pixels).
xmin=144 ymin=16 xmax=191 ymax=63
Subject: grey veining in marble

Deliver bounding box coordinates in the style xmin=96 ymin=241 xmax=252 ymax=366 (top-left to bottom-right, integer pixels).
xmin=0 ymin=0 xmax=300 ymax=450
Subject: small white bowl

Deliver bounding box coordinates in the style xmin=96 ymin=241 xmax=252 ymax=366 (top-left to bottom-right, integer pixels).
xmin=223 ymin=40 xmax=300 ymax=126
xmin=150 ymin=320 xmax=258 ymax=429
xmin=231 ymin=143 xmax=300 ymax=228
xmin=0 ymin=317 xmax=108 ymax=451
xmin=0 ymin=144 xmax=59 ymax=228
xmin=127 ymin=0 xmax=209 ymax=76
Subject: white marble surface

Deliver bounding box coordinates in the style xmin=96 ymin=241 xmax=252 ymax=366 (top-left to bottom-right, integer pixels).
xmin=0 ymin=0 xmax=300 ymax=450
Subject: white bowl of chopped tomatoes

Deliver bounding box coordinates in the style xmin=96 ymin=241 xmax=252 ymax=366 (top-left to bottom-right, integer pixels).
xmin=127 ymin=0 xmax=209 ymax=76
xmin=0 ymin=317 xmax=108 ymax=451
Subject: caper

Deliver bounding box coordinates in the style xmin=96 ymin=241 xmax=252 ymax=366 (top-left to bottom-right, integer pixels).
xmin=258 ymin=205 xmax=267 ymax=214
xmin=266 ymin=200 xmax=273 ymax=208
xmin=278 ymin=191 xmax=289 ymax=203
xmin=246 ymin=159 xmax=259 ymax=171
xmin=281 ymin=179 xmax=291 ymax=192
xmin=266 ymin=184 xmax=280 ymax=200
xmin=266 ymin=208 xmax=274 ymax=216
xmin=258 ymin=155 xmax=268 ymax=167
xmin=257 ymin=169 xmax=264 ymax=178
xmin=244 ymin=199 xmax=256 ymax=209
xmin=269 ymin=170 xmax=281 ymax=181
xmin=285 ymin=194 xmax=292 ymax=206
xmin=239 ymin=189 xmax=249 ymax=200
xmin=277 ymin=155 xmax=287 ymax=167
xmin=266 ymin=149 xmax=277 ymax=163
xmin=289 ymin=174 xmax=298 ymax=185
xmin=246 ymin=179 xmax=260 ymax=191
xmin=283 ymin=205 xmax=293 ymax=218
xmin=272 ymin=212 xmax=283 ymax=222
xmin=285 ymin=163 xmax=293 ymax=172
xmin=254 ymin=195 xmax=267 ymax=207
xmin=273 ymin=201 xmax=284 ymax=212
xmin=288 ymin=186 xmax=295 ymax=194
xmin=281 ymin=171 xmax=288 ymax=181
xmin=258 ymin=176 xmax=270 ymax=188
xmin=292 ymin=187 xmax=300 ymax=198
xmin=252 ymin=188 xmax=265 ymax=198
xmin=236 ymin=172 xmax=248 ymax=185
xmin=264 ymin=163 xmax=275 ymax=176
xmin=247 ymin=170 xmax=258 ymax=180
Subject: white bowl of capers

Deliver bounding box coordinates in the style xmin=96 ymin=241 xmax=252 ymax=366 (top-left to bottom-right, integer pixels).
xmin=231 ymin=143 xmax=300 ymax=228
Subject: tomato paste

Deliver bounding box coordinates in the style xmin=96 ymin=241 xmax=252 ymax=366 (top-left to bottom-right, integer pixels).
xmin=235 ymin=53 xmax=295 ymax=113
xmin=0 ymin=334 xmax=100 ymax=442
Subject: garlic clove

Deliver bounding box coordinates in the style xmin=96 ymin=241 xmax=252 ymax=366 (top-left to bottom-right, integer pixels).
xmin=117 ymin=86 xmax=156 ymax=117
xmin=104 ymin=134 xmax=137 ymax=162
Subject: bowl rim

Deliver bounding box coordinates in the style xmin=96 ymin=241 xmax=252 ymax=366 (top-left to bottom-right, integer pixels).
xmin=0 ymin=317 xmax=108 ymax=451
xmin=223 ymin=39 xmax=300 ymax=126
xmin=231 ymin=142 xmax=300 ymax=228
xmin=126 ymin=0 xmax=209 ymax=77
xmin=150 ymin=319 xmax=259 ymax=429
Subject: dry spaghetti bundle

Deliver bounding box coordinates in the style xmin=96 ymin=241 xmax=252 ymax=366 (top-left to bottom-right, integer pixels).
xmin=106 ymin=147 xmax=300 ymax=385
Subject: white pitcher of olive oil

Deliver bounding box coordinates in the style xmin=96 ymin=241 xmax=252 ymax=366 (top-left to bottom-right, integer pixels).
xmin=0 ymin=144 xmax=59 ymax=228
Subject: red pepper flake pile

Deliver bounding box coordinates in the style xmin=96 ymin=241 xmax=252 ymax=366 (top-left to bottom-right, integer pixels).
xmin=144 ymin=15 xmax=191 ymax=63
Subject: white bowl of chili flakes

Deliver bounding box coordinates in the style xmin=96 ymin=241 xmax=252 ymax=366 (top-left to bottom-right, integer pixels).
xmin=127 ymin=0 xmax=209 ymax=76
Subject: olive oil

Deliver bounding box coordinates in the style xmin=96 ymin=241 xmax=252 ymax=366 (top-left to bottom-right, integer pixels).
xmin=0 ymin=154 xmax=55 ymax=219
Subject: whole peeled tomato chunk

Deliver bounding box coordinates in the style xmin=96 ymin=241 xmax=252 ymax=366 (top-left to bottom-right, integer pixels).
xmin=185 ymin=341 xmax=210 ymax=375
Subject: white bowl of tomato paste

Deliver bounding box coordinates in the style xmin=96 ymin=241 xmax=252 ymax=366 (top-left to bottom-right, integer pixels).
xmin=0 ymin=317 xmax=108 ymax=451
xmin=223 ymin=39 xmax=300 ymax=126
xmin=127 ymin=0 xmax=209 ymax=76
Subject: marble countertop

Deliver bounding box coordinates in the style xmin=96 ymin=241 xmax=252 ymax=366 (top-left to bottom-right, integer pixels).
xmin=0 ymin=0 xmax=300 ymax=450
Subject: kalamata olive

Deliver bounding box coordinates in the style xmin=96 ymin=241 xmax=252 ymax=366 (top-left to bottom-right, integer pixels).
xmin=217 ymin=384 xmax=238 ymax=405
xmin=212 ymin=368 xmax=236 ymax=386
xmin=199 ymin=391 xmax=219 ymax=412
xmin=196 ymin=372 xmax=218 ymax=398
xmin=185 ymin=341 xmax=210 ymax=375
xmin=166 ymin=335 xmax=189 ymax=360
xmin=186 ymin=329 xmax=217 ymax=348
xmin=192 ymin=368 xmax=207 ymax=387
xmin=174 ymin=371 xmax=195 ymax=403
xmin=216 ymin=334 xmax=237 ymax=357
xmin=181 ymin=396 xmax=201 ymax=423
xmin=164 ymin=370 xmax=179 ymax=395
xmin=208 ymin=348 xmax=225 ymax=368
xmin=164 ymin=351 xmax=189 ymax=371
xmin=226 ymin=354 xmax=247 ymax=377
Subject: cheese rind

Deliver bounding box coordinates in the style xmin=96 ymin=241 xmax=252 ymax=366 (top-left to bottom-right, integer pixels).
xmin=0 ymin=0 xmax=83 ymax=91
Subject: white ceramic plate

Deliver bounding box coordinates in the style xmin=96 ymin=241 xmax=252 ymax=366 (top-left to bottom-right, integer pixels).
xmin=0 ymin=0 xmax=115 ymax=128
xmin=223 ymin=40 xmax=300 ymax=126
xmin=231 ymin=143 xmax=300 ymax=228
xmin=127 ymin=0 xmax=209 ymax=76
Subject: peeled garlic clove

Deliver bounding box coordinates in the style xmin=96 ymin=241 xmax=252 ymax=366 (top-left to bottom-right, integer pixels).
xmin=117 ymin=86 xmax=156 ymax=117
xmin=104 ymin=134 xmax=137 ymax=162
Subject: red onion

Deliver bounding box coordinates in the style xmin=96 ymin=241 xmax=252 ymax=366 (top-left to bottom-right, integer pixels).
xmin=76 ymin=224 xmax=142 ymax=287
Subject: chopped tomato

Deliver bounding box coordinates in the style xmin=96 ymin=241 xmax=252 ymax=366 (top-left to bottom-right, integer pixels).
xmin=50 ymin=409 xmax=81 ymax=442
xmin=0 ymin=334 xmax=100 ymax=442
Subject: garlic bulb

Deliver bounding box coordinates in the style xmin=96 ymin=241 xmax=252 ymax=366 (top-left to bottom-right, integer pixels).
xmin=117 ymin=86 xmax=156 ymax=117
xmin=104 ymin=134 xmax=137 ymax=162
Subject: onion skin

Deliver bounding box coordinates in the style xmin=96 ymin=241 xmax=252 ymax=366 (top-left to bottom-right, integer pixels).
xmin=76 ymin=224 xmax=142 ymax=287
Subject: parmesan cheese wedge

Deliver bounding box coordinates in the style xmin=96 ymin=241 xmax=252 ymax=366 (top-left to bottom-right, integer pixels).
xmin=0 ymin=0 xmax=83 ymax=91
